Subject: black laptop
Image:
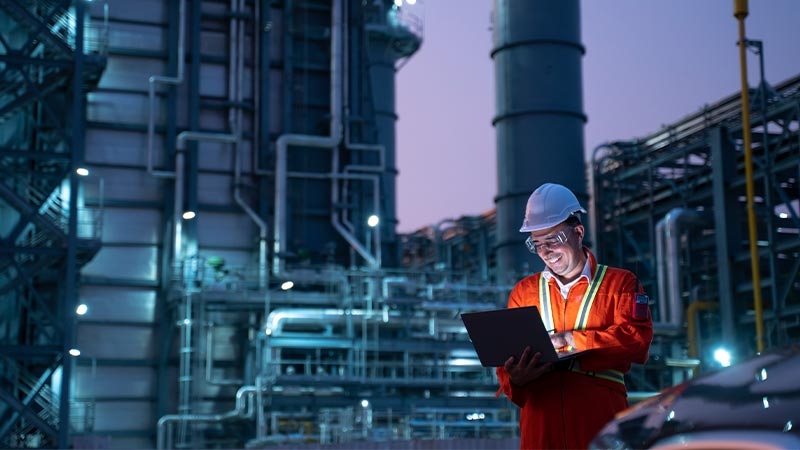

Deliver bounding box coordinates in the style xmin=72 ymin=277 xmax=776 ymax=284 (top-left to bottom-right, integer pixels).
xmin=460 ymin=305 xmax=586 ymax=367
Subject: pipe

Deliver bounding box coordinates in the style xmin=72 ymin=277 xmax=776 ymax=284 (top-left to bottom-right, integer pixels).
xmin=331 ymin=151 xmax=381 ymax=268
xmin=148 ymin=0 xmax=259 ymax=284
xmin=229 ymin=0 xmax=268 ymax=289
xmin=655 ymin=218 xmax=667 ymax=323
xmin=340 ymin=16 xmax=386 ymax=232
xmin=381 ymin=276 xmax=411 ymax=298
xmin=734 ymin=0 xmax=765 ymax=353
xmin=655 ymin=208 xmax=705 ymax=328
xmin=324 ymin=5 xmax=381 ymax=269
xmin=340 ymin=0 xmax=392 ymax=266
xmin=265 ymin=308 xmax=467 ymax=336
xmin=147 ymin=0 xmax=185 ymax=179
xmin=273 ymin=0 xmax=350 ymax=274
xmin=275 ymin=0 xmax=379 ymax=272
xmin=340 ymin=157 xmax=384 ymax=267
xmin=280 ymin=168 xmax=382 ymax=269
xmin=172 ymin=145 xmax=185 ymax=278
xmin=144 ymin=0 xmax=186 ymax=280
xmin=143 ymin=0 xmax=240 ymax=280
xmin=156 ymin=384 xmax=260 ymax=449
xmin=266 ymin=308 xmax=385 ymax=335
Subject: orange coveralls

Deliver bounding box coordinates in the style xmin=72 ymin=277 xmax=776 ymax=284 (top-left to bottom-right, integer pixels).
xmin=496 ymin=248 xmax=653 ymax=449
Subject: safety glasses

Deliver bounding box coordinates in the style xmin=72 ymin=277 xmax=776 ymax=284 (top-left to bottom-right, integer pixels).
xmin=524 ymin=229 xmax=570 ymax=254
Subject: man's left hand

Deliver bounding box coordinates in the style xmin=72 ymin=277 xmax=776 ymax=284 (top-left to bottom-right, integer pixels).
xmin=550 ymin=331 xmax=576 ymax=351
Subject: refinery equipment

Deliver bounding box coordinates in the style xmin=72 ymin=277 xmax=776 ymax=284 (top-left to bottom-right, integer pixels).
xmin=1 ymin=0 xmax=798 ymax=449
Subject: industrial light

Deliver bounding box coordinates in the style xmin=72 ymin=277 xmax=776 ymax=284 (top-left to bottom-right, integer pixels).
xmin=713 ymin=347 xmax=732 ymax=367
xmin=76 ymin=304 xmax=88 ymax=315
xmin=76 ymin=167 xmax=89 ymax=176
xmin=367 ymin=215 xmax=380 ymax=227
xmin=69 ymin=349 xmax=81 ymax=357
xmin=466 ymin=412 xmax=485 ymax=421
xmin=280 ymin=280 xmax=294 ymax=290
xmin=182 ymin=211 xmax=196 ymax=220
xmin=449 ymin=358 xmax=480 ymax=367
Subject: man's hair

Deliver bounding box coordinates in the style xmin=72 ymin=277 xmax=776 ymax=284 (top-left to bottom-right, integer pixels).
xmin=564 ymin=215 xmax=582 ymax=227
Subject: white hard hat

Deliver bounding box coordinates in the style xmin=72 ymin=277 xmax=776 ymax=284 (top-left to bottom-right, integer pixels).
xmin=519 ymin=183 xmax=587 ymax=232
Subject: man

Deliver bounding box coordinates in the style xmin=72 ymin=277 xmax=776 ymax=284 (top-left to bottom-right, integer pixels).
xmin=496 ymin=182 xmax=653 ymax=449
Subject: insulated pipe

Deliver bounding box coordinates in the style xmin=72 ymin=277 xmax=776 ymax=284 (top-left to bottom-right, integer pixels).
xmin=655 ymin=217 xmax=667 ymax=323
xmin=156 ymin=384 xmax=260 ymax=449
xmin=266 ymin=308 xmax=384 ymax=335
xmin=656 ymin=208 xmax=705 ymax=328
xmin=734 ymin=0 xmax=765 ymax=353
xmin=265 ymin=308 xmax=468 ymax=336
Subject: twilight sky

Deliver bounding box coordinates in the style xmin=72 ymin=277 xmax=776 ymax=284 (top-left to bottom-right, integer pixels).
xmin=394 ymin=0 xmax=800 ymax=233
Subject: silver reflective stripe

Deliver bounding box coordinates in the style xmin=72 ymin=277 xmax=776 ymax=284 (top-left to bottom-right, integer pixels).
xmin=539 ymin=264 xmax=608 ymax=332
xmin=571 ymin=367 xmax=625 ymax=385
xmin=574 ymin=265 xmax=607 ymax=331
xmin=540 ymin=264 xmax=625 ymax=386
xmin=538 ymin=275 xmax=554 ymax=333
xmin=568 ymin=359 xmax=625 ymax=384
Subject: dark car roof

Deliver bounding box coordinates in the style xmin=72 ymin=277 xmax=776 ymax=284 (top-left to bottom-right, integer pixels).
xmin=592 ymin=348 xmax=800 ymax=449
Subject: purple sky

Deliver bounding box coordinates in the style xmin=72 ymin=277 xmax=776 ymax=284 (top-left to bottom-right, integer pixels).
xmin=395 ymin=0 xmax=800 ymax=233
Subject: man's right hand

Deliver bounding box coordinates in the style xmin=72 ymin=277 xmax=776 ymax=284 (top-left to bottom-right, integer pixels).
xmin=503 ymin=346 xmax=553 ymax=386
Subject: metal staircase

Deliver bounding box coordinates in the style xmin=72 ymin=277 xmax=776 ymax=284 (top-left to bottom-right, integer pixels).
xmin=0 ymin=0 xmax=107 ymax=447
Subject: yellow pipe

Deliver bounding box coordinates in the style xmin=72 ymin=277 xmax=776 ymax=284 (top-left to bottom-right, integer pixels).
xmin=733 ymin=0 xmax=765 ymax=353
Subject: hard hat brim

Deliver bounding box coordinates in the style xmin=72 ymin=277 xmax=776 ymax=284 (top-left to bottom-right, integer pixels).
xmin=519 ymin=208 xmax=586 ymax=233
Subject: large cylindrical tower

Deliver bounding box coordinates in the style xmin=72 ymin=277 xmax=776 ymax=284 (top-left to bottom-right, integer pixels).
xmin=362 ymin=0 xmax=422 ymax=267
xmin=491 ymin=0 xmax=587 ymax=280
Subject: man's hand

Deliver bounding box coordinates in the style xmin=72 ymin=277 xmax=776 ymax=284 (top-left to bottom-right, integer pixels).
xmin=550 ymin=331 xmax=576 ymax=351
xmin=503 ymin=346 xmax=553 ymax=386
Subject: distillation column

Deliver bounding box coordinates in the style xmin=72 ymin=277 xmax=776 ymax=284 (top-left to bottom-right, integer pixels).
xmin=492 ymin=0 xmax=587 ymax=279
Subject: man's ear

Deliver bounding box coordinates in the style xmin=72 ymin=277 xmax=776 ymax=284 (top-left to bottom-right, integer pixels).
xmin=574 ymin=224 xmax=585 ymax=243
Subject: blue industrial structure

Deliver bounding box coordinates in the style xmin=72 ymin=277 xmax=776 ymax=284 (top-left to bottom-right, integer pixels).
xmin=0 ymin=0 xmax=798 ymax=449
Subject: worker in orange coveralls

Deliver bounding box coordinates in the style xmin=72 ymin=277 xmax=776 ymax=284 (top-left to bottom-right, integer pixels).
xmin=496 ymin=183 xmax=653 ymax=450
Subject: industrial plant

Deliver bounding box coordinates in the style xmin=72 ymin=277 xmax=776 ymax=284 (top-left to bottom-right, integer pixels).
xmin=0 ymin=0 xmax=798 ymax=449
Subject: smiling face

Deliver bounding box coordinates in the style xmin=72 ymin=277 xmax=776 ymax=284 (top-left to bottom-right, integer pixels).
xmin=529 ymin=221 xmax=587 ymax=283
